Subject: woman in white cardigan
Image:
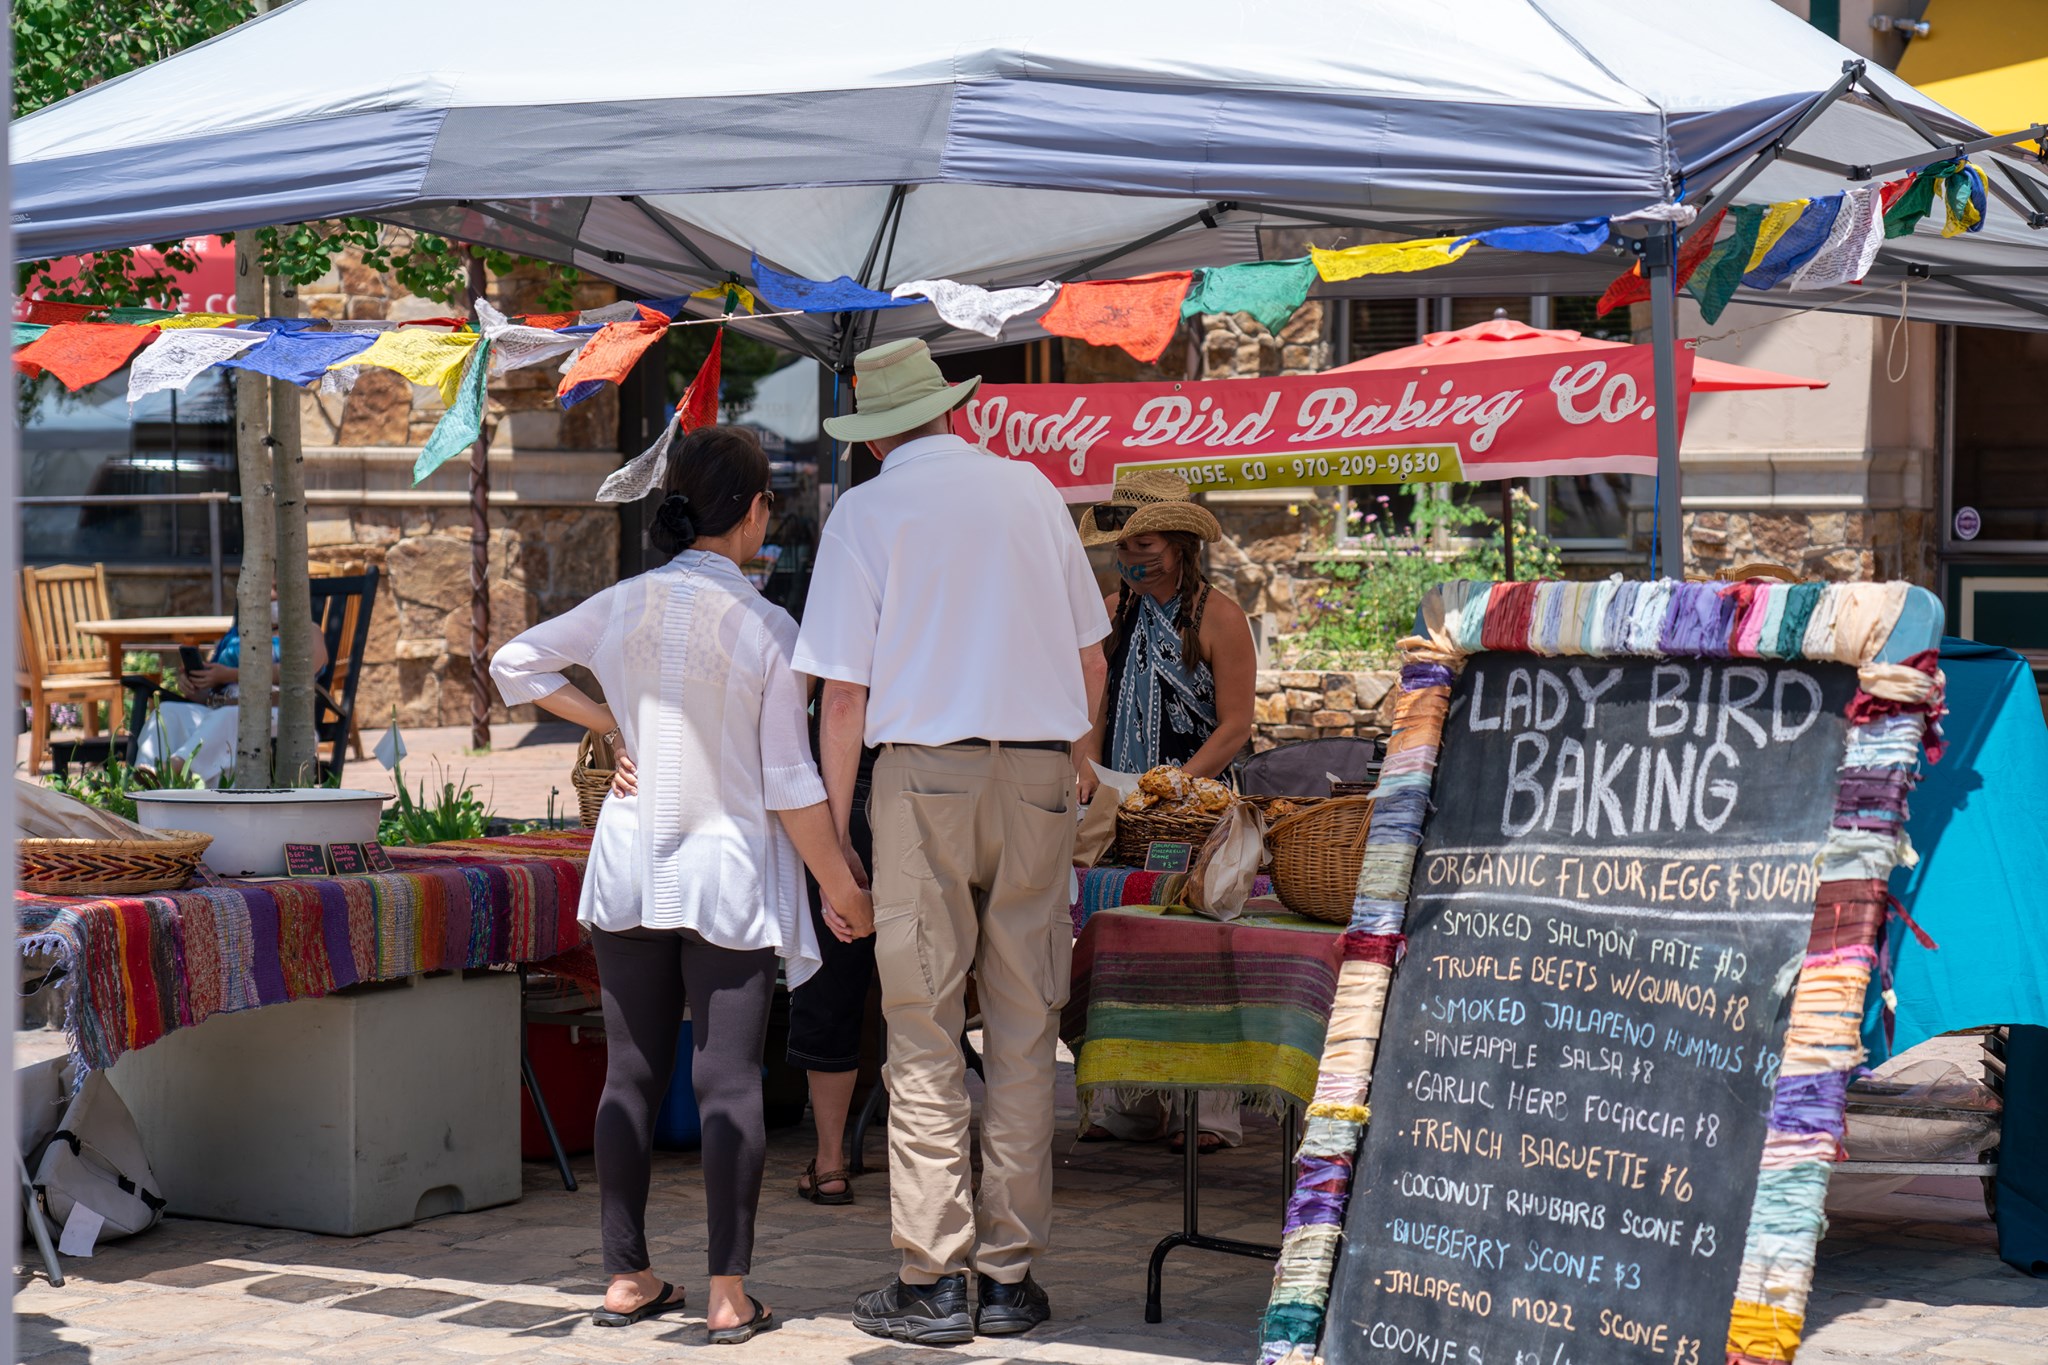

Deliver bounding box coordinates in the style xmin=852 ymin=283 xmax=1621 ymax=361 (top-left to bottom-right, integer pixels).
xmin=492 ymin=425 xmax=872 ymax=1346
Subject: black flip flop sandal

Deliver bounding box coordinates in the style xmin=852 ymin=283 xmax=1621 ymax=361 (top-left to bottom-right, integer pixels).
xmin=708 ymin=1295 xmax=778 ymax=1345
xmin=591 ymin=1280 xmax=686 ymax=1328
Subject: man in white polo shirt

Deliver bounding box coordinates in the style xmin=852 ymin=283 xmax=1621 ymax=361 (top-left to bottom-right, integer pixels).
xmin=794 ymin=338 xmax=1110 ymax=1346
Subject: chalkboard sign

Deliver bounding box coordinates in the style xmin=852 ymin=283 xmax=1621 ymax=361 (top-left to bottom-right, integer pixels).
xmin=1325 ymin=654 xmax=1856 ymax=1365
xmin=283 ymin=842 xmax=330 ymax=877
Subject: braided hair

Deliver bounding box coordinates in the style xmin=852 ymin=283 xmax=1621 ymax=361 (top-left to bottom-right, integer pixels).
xmin=1106 ymin=530 xmax=1213 ymax=670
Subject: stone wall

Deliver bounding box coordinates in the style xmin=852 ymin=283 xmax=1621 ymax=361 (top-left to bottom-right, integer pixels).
xmin=1252 ymin=668 xmax=1397 ymax=752
xmin=1682 ymin=509 xmax=1937 ymax=586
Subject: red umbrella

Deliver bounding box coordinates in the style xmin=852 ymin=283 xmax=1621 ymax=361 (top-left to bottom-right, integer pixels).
xmin=1328 ymin=317 xmax=1827 ymax=392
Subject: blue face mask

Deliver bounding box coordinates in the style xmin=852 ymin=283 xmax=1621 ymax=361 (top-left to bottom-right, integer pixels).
xmin=1117 ymin=547 xmax=1169 ymax=586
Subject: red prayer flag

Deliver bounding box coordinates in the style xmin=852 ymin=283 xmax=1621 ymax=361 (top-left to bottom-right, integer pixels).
xmin=1595 ymin=210 xmax=1726 ymax=316
xmin=677 ymin=328 xmax=723 ymax=433
xmin=24 ymin=300 xmax=101 ymax=326
xmin=15 ymin=322 xmax=159 ymax=390
xmin=1878 ymin=172 xmax=1917 ymax=214
xmin=1038 ymin=272 xmax=1193 ymax=364
xmin=518 ymin=312 xmax=577 ymax=330
xmin=557 ymin=304 xmax=668 ymax=408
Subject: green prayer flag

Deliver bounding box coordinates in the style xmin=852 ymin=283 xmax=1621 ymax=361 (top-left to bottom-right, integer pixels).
xmin=413 ymin=338 xmax=492 ymax=485
xmin=1180 ymin=257 xmax=1318 ymax=335
xmin=104 ymin=306 xmax=179 ymax=324
xmin=1685 ymin=204 xmax=1766 ymax=325
xmin=13 ymin=323 xmax=50 ymax=347
xmin=1882 ymin=159 xmax=1959 ymax=239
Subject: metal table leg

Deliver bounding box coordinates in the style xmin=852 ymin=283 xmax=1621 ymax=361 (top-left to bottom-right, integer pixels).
xmin=518 ymin=968 xmax=577 ymax=1192
xmin=19 ymin=1153 xmax=63 ymax=1286
xmin=1144 ymin=1100 xmax=1281 ymax=1324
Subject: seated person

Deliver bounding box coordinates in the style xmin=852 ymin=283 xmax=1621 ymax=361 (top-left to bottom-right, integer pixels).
xmin=133 ymin=605 xmax=326 ymax=784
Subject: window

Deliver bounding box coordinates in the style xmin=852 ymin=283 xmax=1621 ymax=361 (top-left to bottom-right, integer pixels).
xmin=1948 ymin=325 xmax=2048 ymax=546
xmin=20 ymin=368 xmax=242 ymax=564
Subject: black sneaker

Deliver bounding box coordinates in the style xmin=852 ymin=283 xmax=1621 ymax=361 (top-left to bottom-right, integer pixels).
xmin=976 ymin=1274 xmax=1052 ymax=1336
xmin=852 ymin=1274 xmax=975 ymax=1346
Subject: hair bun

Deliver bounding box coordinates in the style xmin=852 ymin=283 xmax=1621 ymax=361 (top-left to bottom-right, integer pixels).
xmin=655 ymin=493 xmax=697 ymax=548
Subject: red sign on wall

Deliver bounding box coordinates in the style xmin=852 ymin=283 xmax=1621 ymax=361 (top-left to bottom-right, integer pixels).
xmin=14 ymin=234 xmax=238 ymax=322
xmin=952 ymin=345 xmax=1695 ymax=500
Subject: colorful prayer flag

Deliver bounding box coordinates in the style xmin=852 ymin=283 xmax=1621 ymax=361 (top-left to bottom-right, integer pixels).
xmin=414 ymin=339 xmax=493 ymax=484
xmin=893 ymin=278 xmax=1059 ymax=338
xmin=1745 ymin=200 xmax=1810 ymax=271
xmin=557 ymin=304 xmax=669 ymax=409
xmin=474 ymin=299 xmax=581 ymax=375
xmin=341 ymin=328 xmax=482 ymax=407
xmin=1452 ymin=218 xmax=1612 ymax=255
xmin=595 ymin=327 xmax=724 ymax=503
xmin=1179 ymin=259 xmax=1317 ymax=335
xmin=1940 ymin=162 xmax=1987 ymax=237
xmin=1038 ymin=272 xmax=1193 ymax=364
xmin=152 ymin=312 xmax=250 ymax=330
xmin=13 ymin=323 xmax=48 ymax=347
xmin=1787 ymin=187 xmax=1885 ymax=291
xmin=1687 ymin=205 xmax=1767 ymax=324
xmin=1594 ymin=209 xmax=1726 ymax=316
xmin=750 ymin=255 xmax=919 ymax=313
xmin=14 ymin=322 xmax=157 ymax=391
xmin=220 ymin=329 xmax=375 ymax=385
xmin=23 ymin=300 xmax=99 ymax=326
xmin=1742 ymin=195 xmax=1842 ymax=290
xmin=1310 ymin=237 xmax=1474 ymax=282
xmin=690 ymin=282 xmax=759 ymax=316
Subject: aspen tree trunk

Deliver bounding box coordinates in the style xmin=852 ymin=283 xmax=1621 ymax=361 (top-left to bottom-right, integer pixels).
xmin=231 ymin=232 xmax=274 ymax=787
xmin=270 ymin=267 xmax=318 ymax=785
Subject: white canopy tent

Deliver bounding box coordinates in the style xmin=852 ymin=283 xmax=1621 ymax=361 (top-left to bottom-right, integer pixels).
xmin=14 ymin=0 xmax=2048 ymax=568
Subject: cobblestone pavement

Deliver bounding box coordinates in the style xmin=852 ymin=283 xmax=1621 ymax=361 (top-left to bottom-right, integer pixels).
xmin=16 ymin=1046 xmax=2048 ymax=1365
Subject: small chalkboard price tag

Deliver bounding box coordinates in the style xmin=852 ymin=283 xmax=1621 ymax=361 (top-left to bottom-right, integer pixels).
xmin=361 ymin=842 xmax=396 ymax=874
xmin=283 ymin=843 xmax=330 ymax=877
xmin=1145 ymin=840 xmax=1193 ymax=874
xmin=325 ymin=842 xmax=372 ymax=877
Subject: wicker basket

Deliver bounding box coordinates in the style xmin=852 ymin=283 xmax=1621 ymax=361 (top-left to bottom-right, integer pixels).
xmin=18 ymin=830 xmax=214 ymax=896
xmin=570 ymin=732 xmax=617 ymax=829
xmin=1265 ymin=795 xmax=1376 ymax=923
xmin=1112 ymin=804 xmax=1227 ymax=867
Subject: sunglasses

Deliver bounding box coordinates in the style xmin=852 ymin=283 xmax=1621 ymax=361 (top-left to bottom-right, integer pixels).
xmin=1090 ymin=503 xmax=1136 ymax=533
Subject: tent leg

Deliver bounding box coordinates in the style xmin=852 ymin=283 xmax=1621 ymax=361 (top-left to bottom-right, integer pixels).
xmin=1647 ymin=223 xmax=1684 ymax=580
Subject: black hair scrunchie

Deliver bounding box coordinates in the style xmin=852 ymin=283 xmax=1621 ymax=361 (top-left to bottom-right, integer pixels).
xmin=655 ymin=492 xmax=697 ymax=548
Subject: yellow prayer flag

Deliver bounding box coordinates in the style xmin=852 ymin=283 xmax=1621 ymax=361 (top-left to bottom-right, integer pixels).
xmin=334 ymin=329 xmax=482 ymax=406
xmin=1745 ymin=201 xmax=1810 ymax=271
xmin=689 ymin=282 xmax=758 ymax=315
xmin=1310 ymin=236 xmax=1474 ymax=283
xmin=152 ymin=312 xmax=253 ymax=330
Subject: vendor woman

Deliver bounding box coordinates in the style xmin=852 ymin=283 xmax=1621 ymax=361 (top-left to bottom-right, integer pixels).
xmin=1073 ymin=468 xmax=1256 ymax=1152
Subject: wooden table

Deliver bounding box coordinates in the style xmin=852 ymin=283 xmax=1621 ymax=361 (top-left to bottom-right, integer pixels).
xmin=75 ymin=615 xmax=233 ymax=682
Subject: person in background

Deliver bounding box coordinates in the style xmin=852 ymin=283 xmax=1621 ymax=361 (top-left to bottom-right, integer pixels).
xmin=492 ymin=424 xmax=873 ymax=1347
xmin=1072 ymin=468 xmax=1256 ymax=1153
xmin=795 ymin=339 xmax=1110 ymax=1346
xmin=132 ymin=599 xmax=327 ymax=784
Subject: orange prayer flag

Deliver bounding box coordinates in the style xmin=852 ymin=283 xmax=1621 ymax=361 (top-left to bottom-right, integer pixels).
xmin=557 ymin=305 xmax=669 ymax=408
xmin=677 ymin=328 xmax=723 ymax=433
xmin=1038 ymin=273 xmax=1194 ymax=364
xmin=1594 ymin=210 xmax=1726 ymax=317
xmin=15 ymin=322 xmax=159 ymax=391
xmin=518 ymin=312 xmax=577 ymax=330
xmin=24 ymin=300 xmax=101 ymax=326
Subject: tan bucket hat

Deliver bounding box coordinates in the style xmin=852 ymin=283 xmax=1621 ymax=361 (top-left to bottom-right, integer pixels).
xmin=1079 ymin=467 xmax=1224 ymax=548
xmin=820 ymin=338 xmax=981 ymax=443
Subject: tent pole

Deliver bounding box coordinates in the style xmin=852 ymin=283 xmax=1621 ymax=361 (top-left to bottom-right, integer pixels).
xmin=1646 ymin=222 xmax=1684 ymax=580
xmin=466 ymin=252 xmax=493 ymax=752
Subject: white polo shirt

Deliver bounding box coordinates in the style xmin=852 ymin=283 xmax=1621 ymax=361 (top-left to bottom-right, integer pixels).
xmin=793 ymin=434 xmax=1111 ymax=747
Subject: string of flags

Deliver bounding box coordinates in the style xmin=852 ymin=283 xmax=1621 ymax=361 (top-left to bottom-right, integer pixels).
xmin=10 ymin=154 xmax=1990 ymax=484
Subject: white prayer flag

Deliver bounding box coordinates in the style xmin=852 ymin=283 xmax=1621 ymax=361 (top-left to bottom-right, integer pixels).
xmin=1786 ymin=186 xmax=1885 ymax=291
xmin=892 ymin=278 xmax=1059 ymax=338
xmin=475 ymin=298 xmax=582 ymax=375
xmin=126 ymin=328 xmax=266 ymax=405
xmin=597 ymin=414 xmax=679 ymax=503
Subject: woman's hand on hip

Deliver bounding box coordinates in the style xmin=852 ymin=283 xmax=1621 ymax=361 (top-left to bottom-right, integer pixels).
xmin=610 ymin=751 xmax=638 ymax=798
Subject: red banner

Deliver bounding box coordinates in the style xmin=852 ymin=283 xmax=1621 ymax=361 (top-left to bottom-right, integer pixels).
xmin=952 ymin=345 xmax=1694 ymax=500
xmin=14 ymin=235 xmax=238 ymax=322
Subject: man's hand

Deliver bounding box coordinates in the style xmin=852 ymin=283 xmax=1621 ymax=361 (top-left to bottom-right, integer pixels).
xmin=1074 ymin=752 xmax=1099 ymax=805
xmin=187 ymin=661 xmax=237 ymax=694
xmin=822 ymin=883 xmax=876 ymax=942
xmin=610 ymin=751 xmax=638 ymax=797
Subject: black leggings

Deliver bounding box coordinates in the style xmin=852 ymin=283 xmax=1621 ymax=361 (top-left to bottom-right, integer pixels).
xmin=591 ymin=925 xmax=775 ymax=1278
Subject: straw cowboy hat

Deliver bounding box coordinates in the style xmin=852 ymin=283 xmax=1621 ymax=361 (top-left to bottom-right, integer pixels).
xmin=821 ymin=338 xmax=981 ymax=443
xmin=1079 ymin=467 xmax=1224 ymax=548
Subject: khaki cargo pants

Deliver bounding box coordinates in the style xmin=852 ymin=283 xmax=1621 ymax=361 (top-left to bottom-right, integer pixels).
xmin=868 ymin=740 xmax=1076 ymax=1285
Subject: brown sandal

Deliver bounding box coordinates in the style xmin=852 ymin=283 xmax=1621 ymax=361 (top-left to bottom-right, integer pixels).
xmin=797 ymin=1159 xmax=854 ymax=1205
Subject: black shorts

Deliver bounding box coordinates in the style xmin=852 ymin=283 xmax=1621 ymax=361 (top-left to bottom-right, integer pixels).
xmin=786 ymin=764 xmax=877 ymax=1072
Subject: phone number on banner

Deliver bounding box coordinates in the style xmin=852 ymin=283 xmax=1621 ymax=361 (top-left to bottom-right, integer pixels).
xmin=1126 ymin=445 xmax=1464 ymax=492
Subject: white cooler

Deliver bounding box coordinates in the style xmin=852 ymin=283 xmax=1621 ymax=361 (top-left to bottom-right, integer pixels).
xmin=108 ymin=969 xmax=521 ymax=1236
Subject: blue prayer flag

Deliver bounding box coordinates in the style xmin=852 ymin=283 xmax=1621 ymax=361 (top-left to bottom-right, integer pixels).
xmin=1452 ymin=218 xmax=1611 ymax=255
xmin=1743 ymin=196 xmax=1843 ymax=291
xmin=750 ymin=255 xmax=919 ymax=313
xmin=218 ymin=330 xmax=375 ymax=385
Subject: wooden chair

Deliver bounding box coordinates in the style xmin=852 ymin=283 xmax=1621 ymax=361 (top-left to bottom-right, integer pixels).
xmin=16 ymin=564 xmax=129 ymax=775
xmin=308 ymin=567 xmax=380 ymax=782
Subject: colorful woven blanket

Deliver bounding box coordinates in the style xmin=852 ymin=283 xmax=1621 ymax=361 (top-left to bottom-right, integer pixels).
xmin=1061 ymin=904 xmax=1342 ymax=1117
xmin=1070 ymin=866 xmax=1277 ymax=932
xmin=17 ymin=830 xmax=591 ymax=1074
